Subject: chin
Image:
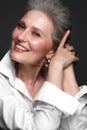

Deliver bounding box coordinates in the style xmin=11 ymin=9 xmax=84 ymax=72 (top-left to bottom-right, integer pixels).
xmin=10 ymin=50 xmax=20 ymax=63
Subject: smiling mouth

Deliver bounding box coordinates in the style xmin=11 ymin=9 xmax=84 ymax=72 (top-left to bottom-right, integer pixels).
xmin=15 ymin=44 xmax=29 ymax=52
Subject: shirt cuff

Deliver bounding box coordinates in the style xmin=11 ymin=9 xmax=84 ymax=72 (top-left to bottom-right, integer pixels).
xmin=75 ymin=85 xmax=87 ymax=99
xmin=75 ymin=85 xmax=87 ymax=114
xmin=34 ymin=81 xmax=80 ymax=115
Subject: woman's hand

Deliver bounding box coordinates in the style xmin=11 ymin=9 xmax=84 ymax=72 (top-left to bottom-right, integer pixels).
xmin=47 ymin=30 xmax=79 ymax=89
xmin=50 ymin=30 xmax=79 ymax=69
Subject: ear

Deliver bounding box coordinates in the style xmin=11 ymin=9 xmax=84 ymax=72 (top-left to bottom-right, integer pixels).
xmin=46 ymin=49 xmax=54 ymax=60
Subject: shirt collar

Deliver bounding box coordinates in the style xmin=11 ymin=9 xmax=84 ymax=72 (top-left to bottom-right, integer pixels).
xmin=0 ymin=50 xmax=33 ymax=100
xmin=0 ymin=50 xmax=15 ymax=85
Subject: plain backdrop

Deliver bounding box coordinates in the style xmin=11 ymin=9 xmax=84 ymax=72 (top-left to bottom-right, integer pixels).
xmin=0 ymin=0 xmax=87 ymax=85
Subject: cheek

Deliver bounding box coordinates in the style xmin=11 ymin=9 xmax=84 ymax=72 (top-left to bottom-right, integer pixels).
xmin=11 ymin=28 xmax=18 ymax=39
xmin=11 ymin=32 xmax=15 ymax=40
xmin=31 ymin=39 xmax=52 ymax=52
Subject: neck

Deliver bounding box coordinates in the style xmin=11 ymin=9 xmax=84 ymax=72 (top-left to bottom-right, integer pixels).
xmin=15 ymin=62 xmax=45 ymax=98
xmin=16 ymin=63 xmax=44 ymax=84
xmin=16 ymin=63 xmax=40 ymax=82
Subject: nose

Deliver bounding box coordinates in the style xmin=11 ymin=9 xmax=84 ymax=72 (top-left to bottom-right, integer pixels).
xmin=17 ymin=30 xmax=28 ymax=42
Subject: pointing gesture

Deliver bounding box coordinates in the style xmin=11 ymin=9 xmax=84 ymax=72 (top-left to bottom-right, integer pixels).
xmin=58 ymin=30 xmax=70 ymax=49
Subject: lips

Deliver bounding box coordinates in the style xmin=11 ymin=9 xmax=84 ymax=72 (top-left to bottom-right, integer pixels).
xmin=15 ymin=43 xmax=29 ymax=52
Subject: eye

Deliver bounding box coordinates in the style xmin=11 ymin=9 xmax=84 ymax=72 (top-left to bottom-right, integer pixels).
xmin=17 ymin=22 xmax=25 ymax=30
xmin=32 ymin=31 xmax=41 ymax=37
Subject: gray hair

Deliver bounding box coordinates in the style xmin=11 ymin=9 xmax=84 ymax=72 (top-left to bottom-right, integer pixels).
xmin=25 ymin=0 xmax=71 ymax=78
xmin=25 ymin=0 xmax=71 ymax=51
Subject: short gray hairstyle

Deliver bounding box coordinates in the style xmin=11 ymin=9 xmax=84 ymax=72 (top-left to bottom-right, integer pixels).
xmin=25 ymin=0 xmax=71 ymax=51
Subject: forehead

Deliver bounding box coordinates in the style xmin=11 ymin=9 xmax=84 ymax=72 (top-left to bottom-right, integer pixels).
xmin=21 ymin=10 xmax=54 ymax=33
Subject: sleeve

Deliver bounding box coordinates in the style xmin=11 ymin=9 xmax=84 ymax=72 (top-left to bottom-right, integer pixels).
xmin=74 ymin=85 xmax=87 ymax=130
xmin=74 ymin=85 xmax=87 ymax=115
xmin=0 ymin=96 xmax=62 ymax=130
xmin=0 ymin=80 xmax=62 ymax=130
xmin=59 ymin=85 xmax=87 ymax=130
xmin=34 ymin=81 xmax=80 ymax=115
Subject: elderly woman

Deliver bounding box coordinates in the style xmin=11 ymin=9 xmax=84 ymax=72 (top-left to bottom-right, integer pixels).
xmin=0 ymin=0 xmax=87 ymax=129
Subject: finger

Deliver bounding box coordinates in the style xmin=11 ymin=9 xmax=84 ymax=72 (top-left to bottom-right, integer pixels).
xmin=72 ymin=51 xmax=76 ymax=56
xmin=59 ymin=30 xmax=70 ymax=49
xmin=65 ymin=44 xmax=76 ymax=52
xmin=73 ymin=56 xmax=79 ymax=65
xmin=73 ymin=55 xmax=79 ymax=62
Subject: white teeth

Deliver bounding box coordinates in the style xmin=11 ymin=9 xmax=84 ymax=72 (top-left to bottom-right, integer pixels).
xmin=16 ymin=45 xmax=28 ymax=51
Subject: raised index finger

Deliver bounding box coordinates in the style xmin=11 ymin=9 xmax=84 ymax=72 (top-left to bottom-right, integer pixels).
xmin=59 ymin=30 xmax=70 ymax=48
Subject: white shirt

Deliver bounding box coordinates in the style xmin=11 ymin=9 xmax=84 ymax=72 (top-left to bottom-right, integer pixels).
xmin=0 ymin=51 xmax=87 ymax=130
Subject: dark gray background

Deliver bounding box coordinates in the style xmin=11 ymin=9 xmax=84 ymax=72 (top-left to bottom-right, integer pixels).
xmin=0 ymin=0 xmax=87 ymax=85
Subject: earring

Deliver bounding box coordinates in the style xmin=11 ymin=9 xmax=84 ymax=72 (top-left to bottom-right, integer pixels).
xmin=45 ymin=59 xmax=51 ymax=68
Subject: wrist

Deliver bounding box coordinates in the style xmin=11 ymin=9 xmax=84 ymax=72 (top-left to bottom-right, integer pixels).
xmin=63 ymin=64 xmax=80 ymax=96
xmin=47 ymin=66 xmax=64 ymax=90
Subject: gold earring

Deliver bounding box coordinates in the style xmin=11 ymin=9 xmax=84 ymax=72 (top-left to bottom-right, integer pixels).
xmin=45 ymin=59 xmax=51 ymax=68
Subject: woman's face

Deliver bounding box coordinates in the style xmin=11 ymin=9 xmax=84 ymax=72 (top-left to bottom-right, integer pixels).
xmin=10 ymin=10 xmax=54 ymax=66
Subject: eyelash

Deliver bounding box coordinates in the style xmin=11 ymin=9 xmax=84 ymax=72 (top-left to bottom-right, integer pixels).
xmin=32 ymin=31 xmax=40 ymax=37
xmin=17 ymin=23 xmax=25 ymax=29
